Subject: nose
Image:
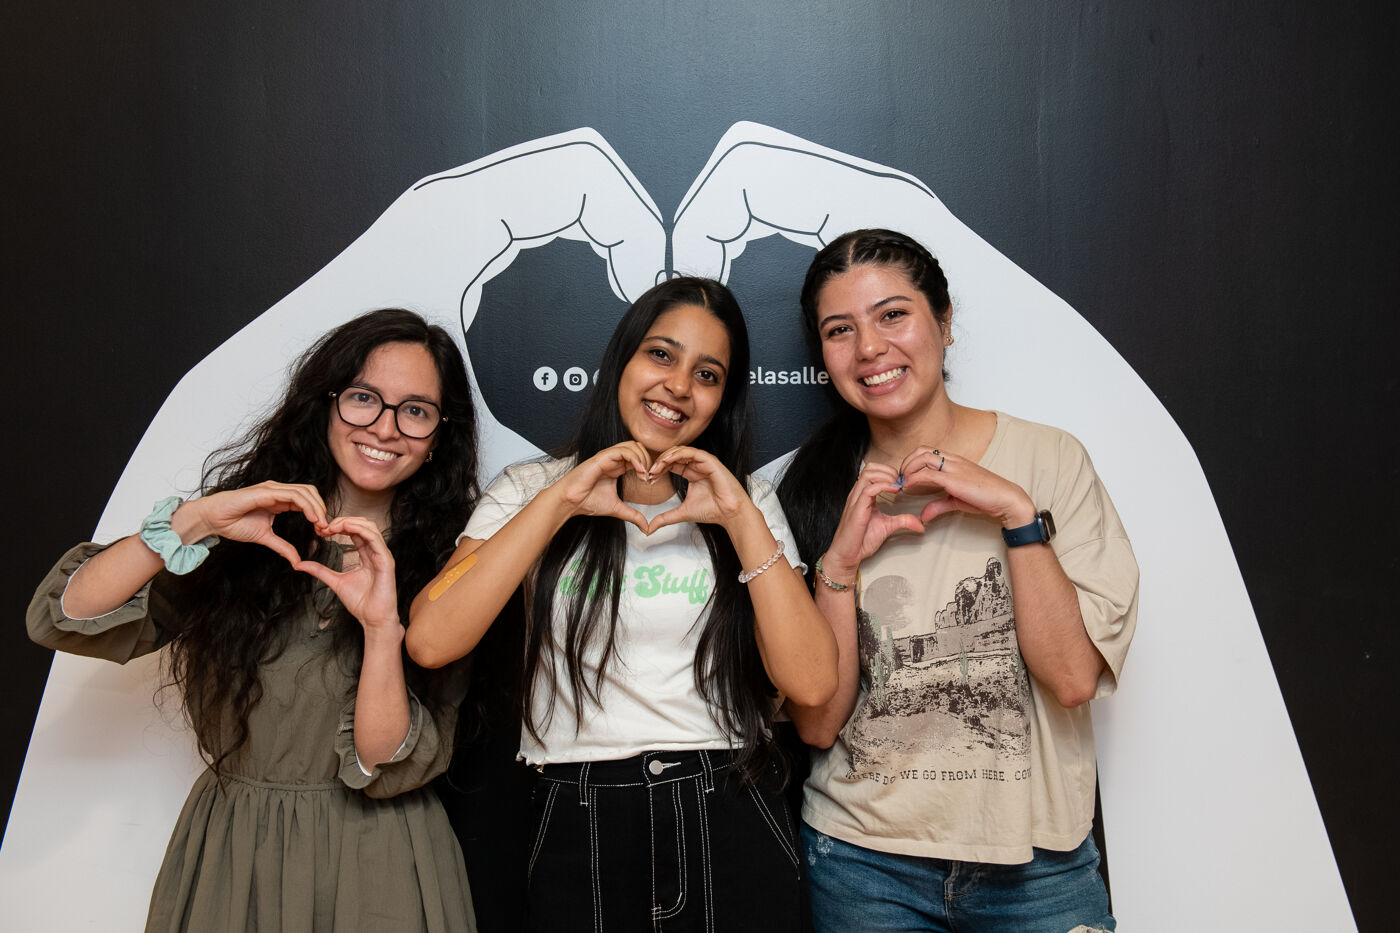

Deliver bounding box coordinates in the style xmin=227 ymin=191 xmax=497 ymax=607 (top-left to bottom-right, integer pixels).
xmin=856 ymin=323 xmax=887 ymax=360
xmin=664 ymin=370 xmax=691 ymax=398
xmin=368 ymin=406 xmax=401 ymax=438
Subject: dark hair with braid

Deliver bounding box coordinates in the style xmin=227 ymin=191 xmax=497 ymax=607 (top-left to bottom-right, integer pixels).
xmin=779 ymin=229 xmax=952 ymax=575
xmin=524 ymin=277 xmax=782 ymax=785
xmin=161 ymin=309 xmax=479 ymax=777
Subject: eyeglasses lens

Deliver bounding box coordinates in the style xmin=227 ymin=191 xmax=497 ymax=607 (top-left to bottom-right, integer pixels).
xmin=336 ymin=389 xmax=440 ymax=438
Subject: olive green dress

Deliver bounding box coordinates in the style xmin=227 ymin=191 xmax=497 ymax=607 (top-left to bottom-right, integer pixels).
xmin=28 ymin=543 xmax=477 ymax=933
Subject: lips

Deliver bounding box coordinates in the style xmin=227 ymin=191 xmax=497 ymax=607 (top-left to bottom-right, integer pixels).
xmin=355 ymin=442 xmax=401 ymax=462
xmin=860 ymin=367 xmax=906 ymax=387
xmin=644 ymin=400 xmax=686 ymax=424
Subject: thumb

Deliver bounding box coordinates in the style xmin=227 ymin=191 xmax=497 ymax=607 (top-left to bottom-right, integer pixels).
xmin=615 ymin=505 xmax=651 ymax=535
xmin=920 ymin=498 xmax=966 ymax=524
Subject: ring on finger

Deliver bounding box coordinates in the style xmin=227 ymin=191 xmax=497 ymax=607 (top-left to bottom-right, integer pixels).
xmin=938 ymin=456 xmax=946 ymax=472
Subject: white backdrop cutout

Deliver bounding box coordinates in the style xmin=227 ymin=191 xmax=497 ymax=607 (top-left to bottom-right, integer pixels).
xmin=1 ymin=123 xmax=1354 ymax=931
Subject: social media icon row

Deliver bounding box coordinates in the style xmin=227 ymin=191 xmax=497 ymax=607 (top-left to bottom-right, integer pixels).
xmin=533 ymin=366 xmax=596 ymax=391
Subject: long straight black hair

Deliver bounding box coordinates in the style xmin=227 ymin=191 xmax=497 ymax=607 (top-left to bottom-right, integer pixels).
xmin=163 ymin=309 xmax=480 ymax=777
xmin=523 ymin=277 xmax=781 ymax=783
xmin=778 ymin=229 xmax=952 ymax=574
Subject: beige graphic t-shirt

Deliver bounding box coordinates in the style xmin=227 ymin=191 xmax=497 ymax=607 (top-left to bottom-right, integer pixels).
xmin=802 ymin=413 xmax=1138 ymax=864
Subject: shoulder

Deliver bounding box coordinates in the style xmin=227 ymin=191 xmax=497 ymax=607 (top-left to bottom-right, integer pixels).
xmin=746 ymin=473 xmax=782 ymax=514
xmin=487 ymin=456 xmax=575 ymax=498
xmin=994 ymin=411 xmax=1094 ymax=468
xmin=463 ymin=456 xmax=574 ymax=541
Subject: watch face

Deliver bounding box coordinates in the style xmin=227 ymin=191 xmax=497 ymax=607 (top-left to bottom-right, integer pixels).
xmin=1039 ymin=510 xmax=1056 ymax=541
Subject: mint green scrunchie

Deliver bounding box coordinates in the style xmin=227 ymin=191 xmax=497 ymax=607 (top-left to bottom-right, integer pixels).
xmin=138 ymin=496 xmax=219 ymax=575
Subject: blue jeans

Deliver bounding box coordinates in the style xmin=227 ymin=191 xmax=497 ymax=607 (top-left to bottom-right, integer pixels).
xmin=802 ymin=823 xmax=1115 ymax=933
xmin=525 ymin=751 xmax=805 ymax=932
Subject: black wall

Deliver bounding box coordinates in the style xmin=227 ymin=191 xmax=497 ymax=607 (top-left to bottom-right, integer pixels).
xmin=3 ymin=2 xmax=1393 ymax=927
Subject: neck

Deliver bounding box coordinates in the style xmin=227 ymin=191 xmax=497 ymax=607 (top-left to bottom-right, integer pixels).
xmin=621 ymin=470 xmax=675 ymax=505
xmin=332 ymin=483 xmax=394 ymax=531
xmin=865 ymin=395 xmax=961 ymax=468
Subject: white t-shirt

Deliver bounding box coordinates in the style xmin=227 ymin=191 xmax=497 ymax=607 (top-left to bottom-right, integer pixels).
xmin=802 ymin=413 xmax=1139 ymax=864
xmin=462 ymin=458 xmax=803 ymax=765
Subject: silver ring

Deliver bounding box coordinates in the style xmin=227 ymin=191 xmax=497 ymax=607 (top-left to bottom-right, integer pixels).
xmin=937 ymin=456 xmax=945 ymax=472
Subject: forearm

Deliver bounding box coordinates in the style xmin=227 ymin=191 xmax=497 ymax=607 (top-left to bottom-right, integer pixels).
xmin=728 ymin=506 xmax=837 ymax=707
xmin=352 ymin=624 xmax=413 ymax=770
xmin=62 ymin=499 xmax=217 ymax=619
xmin=407 ymin=484 xmax=572 ymax=667
xmin=783 ymin=558 xmax=862 ymax=747
xmin=1005 ymin=543 xmax=1104 ymax=708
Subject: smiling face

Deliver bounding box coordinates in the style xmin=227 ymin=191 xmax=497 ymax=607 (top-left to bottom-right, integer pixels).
xmin=327 ymin=340 xmax=442 ymax=510
xmin=815 ymin=263 xmax=951 ymax=425
xmin=617 ymin=304 xmax=731 ymax=458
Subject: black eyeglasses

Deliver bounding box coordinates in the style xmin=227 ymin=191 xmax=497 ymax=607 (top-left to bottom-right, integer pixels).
xmin=329 ymin=386 xmax=445 ymax=439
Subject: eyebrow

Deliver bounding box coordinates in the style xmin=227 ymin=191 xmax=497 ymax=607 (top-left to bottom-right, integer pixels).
xmin=350 ymin=381 xmax=441 ymax=405
xmin=818 ymin=294 xmax=914 ymax=330
xmin=646 ymin=335 xmax=729 ymax=375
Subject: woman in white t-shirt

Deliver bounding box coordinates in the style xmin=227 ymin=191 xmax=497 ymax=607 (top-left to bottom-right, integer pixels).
xmin=408 ymin=276 xmax=837 ymax=932
xmin=778 ymin=230 xmax=1138 ymax=933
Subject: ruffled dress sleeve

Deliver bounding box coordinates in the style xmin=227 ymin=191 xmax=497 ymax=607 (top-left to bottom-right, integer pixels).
xmin=27 ymin=542 xmax=174 ymax=663
xmin=334 ymin=664 xmax=469 ymax=799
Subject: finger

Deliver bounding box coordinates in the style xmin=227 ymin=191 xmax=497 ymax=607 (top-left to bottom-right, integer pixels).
xmin=672 ymin=134 xmax=832 ymax=280
xmin=322 ymin=517 xmax=395 ymax=567
xmin=851 ymin=475 xmax=900 ymax=510
xmin=285 ymin=484 xmax=330 ymax=526
xmin=661 ymin=460 xmax=707 ymax=485
xmin=615 ymin=505 xmax=651 ymax=535
xmin=255 ymin=531 xmax=303 ymax=567
xmin=292 ymin=558 xmax=340 ymax=589
xmin=600 ymin=443 xmax=653 ymax=479
xmin=648 ymin=445 xmax=692 ymax=477
xmin=920 ymin=497 xmax=974 ymax=523
xmin=618 ymin=443 xmax=655 ymax=481
xmin=858 ymin=461 xmax=901 ymax=482
xmin=657 ymin=448 xmax=728 ymax=485
xmin=321 ymin=515 xmax=381 ymax=538
xmin=644 ymin=505 xmax=689 ymax=534
xmin=517 ymin=130 xmax=666 ymax=302
xmin=672 ymin=123 xmax=940 ymax=281
xmin=896 ymin=446 xmax=945 ymax=475
xmin=887 ymin=513 xmax=929 ymax=536
xmin=247 ymin=482 xmax=330 ymax=529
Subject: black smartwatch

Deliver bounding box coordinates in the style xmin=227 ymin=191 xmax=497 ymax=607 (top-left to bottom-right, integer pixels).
xmin=1002 ymin=509 xmax=1055 ymax=547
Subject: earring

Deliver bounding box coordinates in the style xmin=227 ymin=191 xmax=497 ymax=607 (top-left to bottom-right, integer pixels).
xmin=425 ymin=451 xmax=434 ymax=463
xmin=944 ymin=334 xmax=955 ymax=346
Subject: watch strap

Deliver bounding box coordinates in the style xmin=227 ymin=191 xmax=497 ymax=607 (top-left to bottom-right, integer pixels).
xmin=1002 ymin=510 xmax=1055 ymax=547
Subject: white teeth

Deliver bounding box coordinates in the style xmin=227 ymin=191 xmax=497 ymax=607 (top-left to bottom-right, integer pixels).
xmin=645 ymin=401 xmax=684 ymax=423
xmin=355 ymin=444 xmax=399 ymax=462
xmin=862 ymin=367 xmax=905 ymax=386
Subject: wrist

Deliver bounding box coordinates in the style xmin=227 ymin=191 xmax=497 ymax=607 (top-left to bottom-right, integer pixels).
xmin=999 ymin=493 xmax=1037 ymax=529
xmin=169 ymin=499 xmax=216 ymax=544
xmin=723 ymin=500 xmax=773 ymax=557
xmin=815 ymin=554 xmax=855 ymax=591
xmin=539 ymin=482 xmax=588 ymax=526
xmin=361 ymin=618 xmax=406 ymax=645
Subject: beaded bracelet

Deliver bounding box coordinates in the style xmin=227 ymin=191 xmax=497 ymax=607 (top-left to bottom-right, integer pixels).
xmin=815 ymin=555 xmax=851 ymax=591
xmin=738 ymin=540 xmax=785 ymax=584
xmin=138 ymin=496 xmax=219 ymax=575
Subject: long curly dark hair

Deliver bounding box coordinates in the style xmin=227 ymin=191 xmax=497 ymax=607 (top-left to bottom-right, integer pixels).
xmin=161 ymin=308 xmax=480 ymax=777
xmin=779 ymin=228 xmax=951 ymax=575
xmin=524 ymin=277 xmax=782 ymax=785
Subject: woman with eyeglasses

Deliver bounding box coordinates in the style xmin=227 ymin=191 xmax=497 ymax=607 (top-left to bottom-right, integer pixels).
xmin=408 ymin=277 xmax=838 ymax=932
xmin=28 ymin=309 xmax=479 ymax=932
